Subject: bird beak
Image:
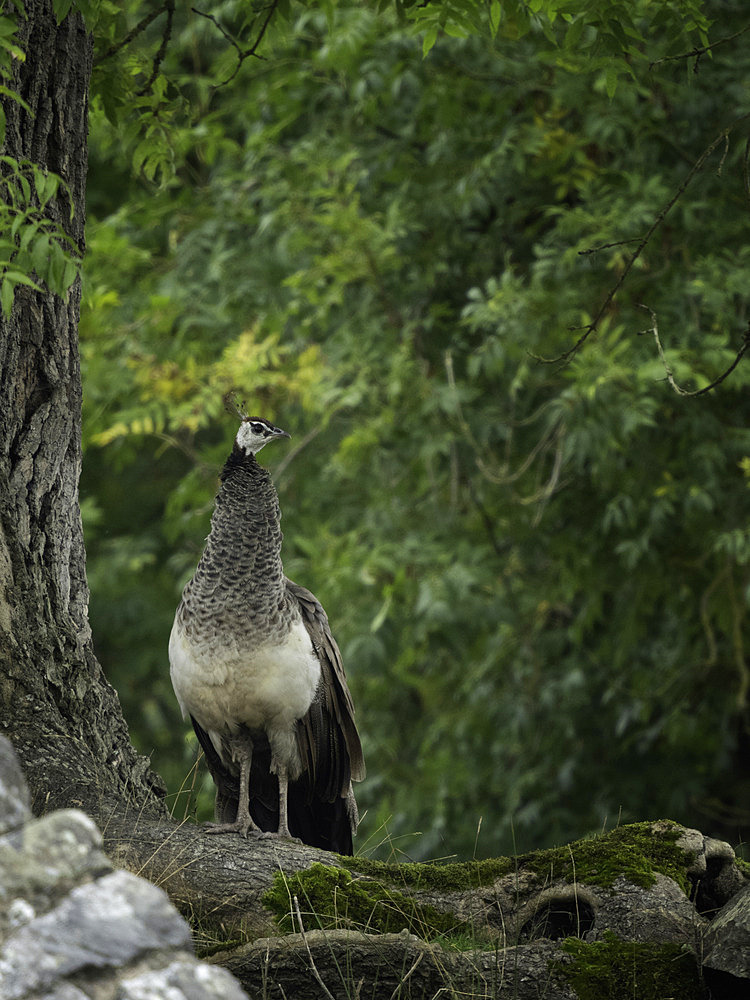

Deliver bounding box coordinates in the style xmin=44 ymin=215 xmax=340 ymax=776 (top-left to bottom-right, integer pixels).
xmin=274 ymin=427 xmax=291 ymax=440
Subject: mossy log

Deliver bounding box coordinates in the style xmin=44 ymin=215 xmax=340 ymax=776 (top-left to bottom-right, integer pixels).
xmin=102 ymin=814 xmax=746 ymax=999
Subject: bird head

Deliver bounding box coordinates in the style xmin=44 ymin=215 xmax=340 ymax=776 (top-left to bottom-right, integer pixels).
xmin=235 ymin=416 xmax=291 ymax=456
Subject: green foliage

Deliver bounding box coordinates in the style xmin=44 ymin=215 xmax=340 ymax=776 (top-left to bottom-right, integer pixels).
xmin=0 ymin=2 xmax=27 ymax=147
xmin=0 ymin=156 xmax=80 ymax=316
xmin=76 ymin=0 xmax=750 ymax=859
xmin=411 ymin=0 xmax=712 ymax=83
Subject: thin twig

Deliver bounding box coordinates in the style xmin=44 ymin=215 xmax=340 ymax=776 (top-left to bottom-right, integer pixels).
xmin=388 ymin=952 xmax=424 ymax=1000
xmin=293 ymin=896 xmax=337 ymax=1000
xmin=649 ymin=21 xmax=750 ymax=70
xmin=137 ymin=0 xmax=175 ymax=96
xmin=191 ymin=7 xmax=243 ymax=56
xmin=639 ymin=305 xmax=750 ymax=397
xmin=192 ymin=1 xmax=280 ymax=89
xmin=95 ymin=3 xmax=167 ymax=64
xmin=274 ymin=424 xmax=323 ymax=480
xmin=578 ymin=237 xmax=643 ymax=256
xmin=536 ymin=111 xmax=750 ymax=366
xmin=468 ymin=480 xmax=511 ymax=559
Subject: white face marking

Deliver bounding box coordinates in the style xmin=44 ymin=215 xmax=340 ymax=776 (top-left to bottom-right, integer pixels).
xmin=235 ymin=418 xmax=289 ymax=455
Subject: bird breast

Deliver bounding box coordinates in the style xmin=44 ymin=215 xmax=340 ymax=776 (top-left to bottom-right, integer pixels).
xmin=169 ymin=616 xmax=322 ymax=736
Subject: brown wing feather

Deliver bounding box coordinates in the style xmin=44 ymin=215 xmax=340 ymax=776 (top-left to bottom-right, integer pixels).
xmin=286 ymin=577 xmax=366 ymax=802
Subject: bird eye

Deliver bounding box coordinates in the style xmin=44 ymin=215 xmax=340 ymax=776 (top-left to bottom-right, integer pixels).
xmin=250 ymin=422 xmax=266 ymax=434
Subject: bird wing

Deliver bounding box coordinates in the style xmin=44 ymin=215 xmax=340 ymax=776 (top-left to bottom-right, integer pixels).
xmin=189 ymin=715 xmax=243 ymax=824
xmin=285 ymin=576 xmax=366 ymax=803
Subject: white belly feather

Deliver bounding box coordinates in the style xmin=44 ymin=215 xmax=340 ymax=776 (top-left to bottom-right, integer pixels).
xmin=169 ymin=616 xmax=321 ymax=737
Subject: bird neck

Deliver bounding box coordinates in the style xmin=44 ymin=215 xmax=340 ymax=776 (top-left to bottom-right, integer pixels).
xmin=191 ymin=448 xmax=287 ymax=610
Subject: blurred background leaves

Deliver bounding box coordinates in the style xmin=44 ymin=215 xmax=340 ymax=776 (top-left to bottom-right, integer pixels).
xmin=75 ymin=0 xmax=750 ymax=860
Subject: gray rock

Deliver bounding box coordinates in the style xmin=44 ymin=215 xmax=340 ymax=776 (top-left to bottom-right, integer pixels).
xmin=590 ymin=873 xmax=705 ymax=947
xmin=702 ymin=883 xmax=750 ymax=979
xmin=678 ymin=826 xmax=744 ymax=915
xmin=34 ymin=983 xmax=91 ymax=1000
xmin=0 ymin=735 xmax=248 ymax=1000
xmin=35 ymin=985 xmax=90 ymax=1000
xmin=118 ymin=959 xmax=249 ymax=1000
xmin=0 ymin=869 xmax=192 ymax=998
xmin=0 ymin=809 xmax=112 ymax=936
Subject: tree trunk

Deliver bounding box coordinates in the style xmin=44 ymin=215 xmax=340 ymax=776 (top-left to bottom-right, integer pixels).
xmin=0 ymin=0 xmax=166 ymax=823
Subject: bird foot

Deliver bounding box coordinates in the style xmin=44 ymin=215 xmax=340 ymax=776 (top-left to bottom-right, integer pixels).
xmin=203 ymin=820 xmax=263 ymax=838
xmin=256 ymin=830 xmax=303 ymax=844
xmin=202 ymin=821 xmax=301 ymax=843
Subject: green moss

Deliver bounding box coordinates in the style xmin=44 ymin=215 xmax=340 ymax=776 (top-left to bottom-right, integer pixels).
xmin=344 ymin=820 xmax=694 ymax=894
xmin=557 ymin=933 xmax=707 ymax=1000
xmin=342 ymin=853 xmax=514 ymax=892
xmin=518 ymin=819 xmax=694 ymax=892
xmin=262 ymin=822 xmax=701 ymax=948
xmin=262 ymin=861 xmax=477 ymax=943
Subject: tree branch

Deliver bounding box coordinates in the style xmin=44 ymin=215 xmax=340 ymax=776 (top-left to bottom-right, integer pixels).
xmin=639 ymin=305 xmax=750 ymax=397
xmin=137 ymin=0 xmax=175 ymax=96
xmin=649 ymin=22 xmax=750 ymax=72
xmin=95 ymin=2 xmax=171 ymax=64
xmin=536 ymin=111 xmax=750 ymax=367
xmin=191 ymin=1 xmax=281 ymax=89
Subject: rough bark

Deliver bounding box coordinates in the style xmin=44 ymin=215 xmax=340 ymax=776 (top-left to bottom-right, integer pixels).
xmin=101 ymin=815 xmax=327 ymax=946
xmin=0 ymin=0 xmax=166 ymax=823
xmin=221 ymin=930 xmax=578 ymax=1000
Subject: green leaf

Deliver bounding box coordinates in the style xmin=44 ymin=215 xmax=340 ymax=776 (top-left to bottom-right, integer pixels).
xmin=489 ymin=0 xmax=501 ymax=37
xmin=17 ymin=172 xmax=30 ymax=203
xmin=4 ymin=210 xmax=22 ymax=239
xmin=51 ymin=0 xmax=73 ymax=23
xmin=422 ymin=24 xmax=438 ymax=57
xmin=0 ymin=278 xmax=13 ymax=318
xmin=48 ymin=240 xmax=66 ymax=292
xmin=61 ymin=256 xmax=79 ymax=291
xmin=444 ymin=23 xmax=468 ymax=40
xmin=3 ymin=269 xmax=43 ymax=289
xmin=0 ymin=83 xmax=30 ymax=113
xmin=564 ymin=16 xmax=585 ymax=50
xmin=0 ymin=16 xmax=19 ymax=38
xmin=33 ymin=168 xmax=59 ymax=207
xmin=18 ymin=217 xmax=38 ymax=250
xmin=31 ymin=234 xmax=50 ymax=277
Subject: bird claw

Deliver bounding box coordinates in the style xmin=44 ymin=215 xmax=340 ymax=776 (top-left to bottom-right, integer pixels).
xmin=203 ymin=820 xmax=262 ymax=838
xmin=203 ymin=822 xmax=301 ymax=843
xmin=257 ymin=830 xmax=303 ymax=844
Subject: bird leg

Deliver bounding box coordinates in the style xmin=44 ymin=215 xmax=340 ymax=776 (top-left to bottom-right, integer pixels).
xmin=253 ymin=763 xmax=300 ymax=843
xmin=205 ymin=736 xmax=263 ymax=837
xmin=276 ymin=763 xmax=292 ymax=838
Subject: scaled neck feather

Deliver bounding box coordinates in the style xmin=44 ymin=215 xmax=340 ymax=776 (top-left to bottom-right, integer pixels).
xmin=181 ymin=446 xmax=290 ymax=634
